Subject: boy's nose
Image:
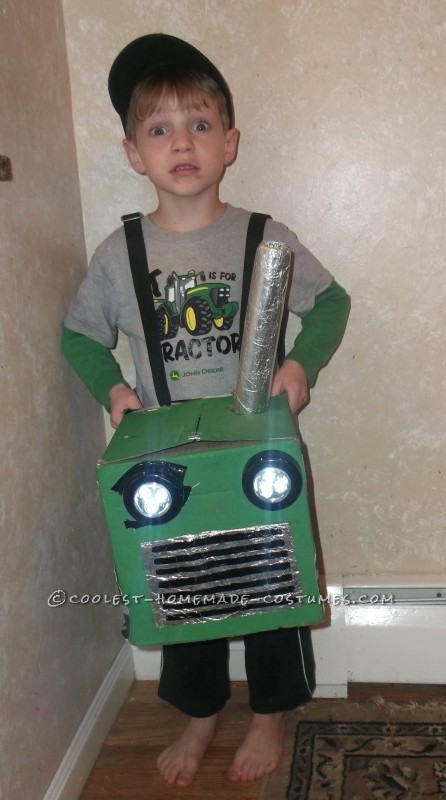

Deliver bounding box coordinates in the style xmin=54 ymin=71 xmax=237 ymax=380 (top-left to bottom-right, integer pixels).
xmin=172 ymin=129 xmax=194 ymax=152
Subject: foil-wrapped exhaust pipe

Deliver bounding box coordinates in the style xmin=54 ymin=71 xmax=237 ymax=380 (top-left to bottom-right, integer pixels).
xmin=233 ymin=240 xmax=292 ymax=415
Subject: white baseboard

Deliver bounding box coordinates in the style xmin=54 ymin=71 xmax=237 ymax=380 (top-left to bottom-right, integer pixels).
xmin=343 ymin=573 xmax=446 ymax=684
xmin=43 ymin=642 xmax=134 ymax=800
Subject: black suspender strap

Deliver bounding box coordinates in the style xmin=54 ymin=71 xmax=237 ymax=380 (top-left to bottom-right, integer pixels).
xmin=240 ymin=212 xmax=286 ymax=366
xmin=121 ymin=213 xmax=171 ymax=407
xmin=240 ymin=213 xmax=270 ymax=337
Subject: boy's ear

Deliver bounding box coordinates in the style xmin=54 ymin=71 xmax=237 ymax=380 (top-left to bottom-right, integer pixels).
xmin=224 ymin=128 xmax=239 ymax=167
xmin=123 ymin=138 xmax=146 ymax=175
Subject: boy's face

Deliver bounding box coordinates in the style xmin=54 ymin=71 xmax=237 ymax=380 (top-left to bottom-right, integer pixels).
xmin=123 ymin=97 xmax=238 ymax=203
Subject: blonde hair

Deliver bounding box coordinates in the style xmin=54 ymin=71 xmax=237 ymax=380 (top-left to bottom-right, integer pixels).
xmin=125 ymin=67 xmax=231 ymax=140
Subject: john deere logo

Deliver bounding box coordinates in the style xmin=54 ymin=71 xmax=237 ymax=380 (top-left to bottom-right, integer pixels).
xmin=170 ymin=370 xmax=181 ymax=381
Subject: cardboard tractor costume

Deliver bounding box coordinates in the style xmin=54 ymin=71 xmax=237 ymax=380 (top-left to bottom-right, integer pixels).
xmin=97 ymin=241 xmax=324 ymax=645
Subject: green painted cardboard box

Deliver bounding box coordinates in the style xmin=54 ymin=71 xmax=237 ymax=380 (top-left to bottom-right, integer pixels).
xmin=97 ymin=394 xmax=323 ymax=645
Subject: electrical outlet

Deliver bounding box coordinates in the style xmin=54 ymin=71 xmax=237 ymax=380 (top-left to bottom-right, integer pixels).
xmin=0 ymin=156 xmax=13 ymax=181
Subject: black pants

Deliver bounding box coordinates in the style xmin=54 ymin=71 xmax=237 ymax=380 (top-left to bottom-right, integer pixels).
xmin=158 ymin=626 xmax=315 ymax=717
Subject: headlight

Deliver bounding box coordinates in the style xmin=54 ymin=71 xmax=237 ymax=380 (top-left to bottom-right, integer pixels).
xmin=253 ymin=466 xmax=291 ymax=503
xmin=112 ymin=461 xmax=190 ymax=527
xmin=133 ymin=482 xmax=172 ymax=518
xmin=243 ymin=450 xmax=303 ymax=510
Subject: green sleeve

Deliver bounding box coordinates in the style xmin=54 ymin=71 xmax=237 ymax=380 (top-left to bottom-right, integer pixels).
xmin=61 ymin=324 xmax=130 ymax=412
xmin=286 ymin=280 xmax=351 ymax=387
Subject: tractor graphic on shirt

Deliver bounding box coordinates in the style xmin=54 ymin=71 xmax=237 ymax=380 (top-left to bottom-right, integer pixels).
xmin=154 ymin=270 xmax=238 ymax=340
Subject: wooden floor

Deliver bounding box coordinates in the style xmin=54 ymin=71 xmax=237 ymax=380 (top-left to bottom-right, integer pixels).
xmin=79 ymin=681 xmax=446 ymax=800
xmin=80 ymin=682 xmax=263 ymax=800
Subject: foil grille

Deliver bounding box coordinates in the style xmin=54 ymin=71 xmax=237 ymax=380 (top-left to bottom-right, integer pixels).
xmin=140 ymin=524 xmax=302 ymax=627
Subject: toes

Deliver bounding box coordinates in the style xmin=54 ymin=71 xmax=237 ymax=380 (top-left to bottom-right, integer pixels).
xmin=246 ymin=762 xmax=261 ymax=782
xmin=228 ymin=755 xmax=279 ymax=782
xmin=159 ymin=761 xmax=193 ymax=787
xmin=176 ymin=771 xmax=194 ymax=788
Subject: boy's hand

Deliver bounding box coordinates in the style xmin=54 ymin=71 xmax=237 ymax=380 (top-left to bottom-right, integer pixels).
xmin=109 ymin=384 xmax=143 ymax=429
xmin=271 ymin=360 xmax=309 ymax=414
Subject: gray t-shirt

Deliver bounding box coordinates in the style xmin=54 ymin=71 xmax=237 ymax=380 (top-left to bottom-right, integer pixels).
xmin=65 ymin=204 xmax=333 ymax=406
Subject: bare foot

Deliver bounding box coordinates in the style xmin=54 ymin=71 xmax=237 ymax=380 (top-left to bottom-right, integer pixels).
xmin=228 ymin=712 xmax=285 ymax=782
xmin=157 ymin=713 xmax=218 ymax=787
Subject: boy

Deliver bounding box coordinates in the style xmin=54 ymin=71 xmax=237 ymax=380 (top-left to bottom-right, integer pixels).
xmin=62 ymin=33 xmax=350 ymax=787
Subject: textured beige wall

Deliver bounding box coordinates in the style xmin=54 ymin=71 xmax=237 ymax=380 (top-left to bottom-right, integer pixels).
xmin=0 ymin=1 xmax=123 ymax=798
xmin=63 ymin=0 xmax=446 ymax=575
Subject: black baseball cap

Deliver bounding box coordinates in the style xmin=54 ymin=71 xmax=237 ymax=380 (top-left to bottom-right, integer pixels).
xmin=108 ymin=33 xmax=234 ymax=131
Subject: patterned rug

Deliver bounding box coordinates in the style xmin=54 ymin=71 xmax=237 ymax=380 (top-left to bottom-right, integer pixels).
xmin=287 ymin=720 xmax=446 ymax=799
xmin=260 ymin=697 xmax=446 ymax=800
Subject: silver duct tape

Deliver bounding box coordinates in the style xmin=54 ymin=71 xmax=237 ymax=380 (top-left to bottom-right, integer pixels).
xmin=233 ymin=240 xmax=292 ymax=414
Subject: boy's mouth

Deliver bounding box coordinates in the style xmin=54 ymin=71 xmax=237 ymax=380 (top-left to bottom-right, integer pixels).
xmin=170 ymin=163 xmax=199 ymax=175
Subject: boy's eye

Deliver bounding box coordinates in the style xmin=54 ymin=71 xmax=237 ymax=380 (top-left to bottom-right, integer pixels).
xmin=150 ymin=126 xmax=167 ymax=136
xmin=194 ymin=121 xmax=209 ymax=132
